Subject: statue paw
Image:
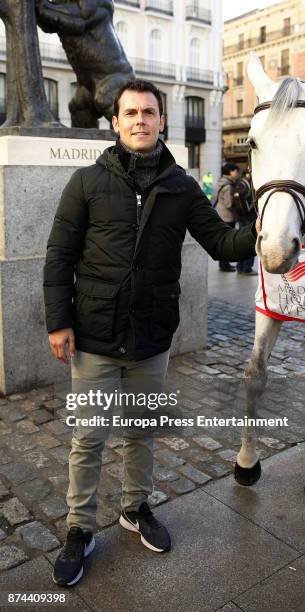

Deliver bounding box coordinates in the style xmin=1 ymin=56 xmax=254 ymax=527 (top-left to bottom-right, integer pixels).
xmin=234 ymin=460 xmax=261 ymax=486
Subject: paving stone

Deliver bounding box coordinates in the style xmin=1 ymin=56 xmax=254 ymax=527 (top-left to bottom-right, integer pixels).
xmin=259 ymin=437 xmax=286 ymax=450
xmin=24 ymin=450 xmax=52 ymax=469
xmin=13 ymin=479 xmax=51 ymax=503
xmin=106 ymin=436 xmax=123 ymax=449
xmin=45 ymin=419 xmax=69 ymax=436
xmin=39 ymin=495 xmax=68 ymax=519
xmin=155 ymin=448 xmax=186 ymax=468
xmin=0 ymin=528 xmax=6 ymax=540
xmin=31 ymin=432 xmax=62 ymax=448
xmin=16 ymin=419 xmax=39 ymax=434
xmin=169 ymin=477 xmax=196 ymax=495
xmin=153 ymin=463 xmax=179 ymax=482
xmin=177 ymin=463 xmax=211 ymax=485
xmin=176 ymin=366 xmax=199 ymax=376
xmin=0 ymin=481 xmax=9 ymax=498
xmin=193 ymin=435 xmax=222 ymax=451
xmin=48 ymin=474 xmax=69 ymax=492
xmin=16 ymin=520 xmax=60 ymax=551
xmin=0 ymin=462 xmax=36 ymax=484
xmin=102 ymin=448 xmax=117 ymax=464
xmin=49 ymin=445 xmax=70 ymax=465
xmin=105 ymin=462 xmax=124 ymax=482
xmin=0 ymin=421 xmax=12 ymax=436
xmin=0 ymin=447 xmax=12 ymax=465
xmin=16 ymin=398 xmax=38 ymax=412
xmin=217 ymin=449 xmax=238 ymax=464
xmin=8 ymin=393 xmax=27 ymax=401
xmin=0 ymin=545 xmax=28 ymax=570
xmin=193 ymin=366 xmax=221 ymax=376
xmin=201 ymin=460 xmax=231 ymax=478
xmin=0 ymin=497 xmax=32 ymax=525
xmin=30 ymin=408 xmax=54 ymax=425
xmin=0 ymin=405 xmax=25 ymax=422
xmin=5 ymin=434 xmax=35 ymax=452
xmin=148 ymin=489 xmax=169 ymax=506
xmin=44 ymin=398 xmax=64 ymax=410
xmin=96 ymin=500 xmax=120 ymax=528
xmin=161 ymin=437 xmax=189 ymax=451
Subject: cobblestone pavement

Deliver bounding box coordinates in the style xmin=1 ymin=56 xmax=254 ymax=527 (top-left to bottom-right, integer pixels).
xmin=1 ymin=297 xmax=305 ymax=571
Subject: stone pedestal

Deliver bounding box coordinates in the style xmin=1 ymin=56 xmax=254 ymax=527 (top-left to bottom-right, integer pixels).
xmin=0 ymin=136 xmax=207 ymax=393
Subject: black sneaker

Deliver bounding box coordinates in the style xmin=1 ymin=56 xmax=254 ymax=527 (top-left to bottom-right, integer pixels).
xmin=119 ymin=502 xmax=171 ymax=553
xmin=53 ymin=526 xmax=95 ymax=587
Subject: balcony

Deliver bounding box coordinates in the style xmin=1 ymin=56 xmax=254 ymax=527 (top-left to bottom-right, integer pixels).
xmin=144 ymin=0 xmax=173 ymax=16
xmin=132 ymin=57 xmax=176 ymax=79
xmin=233 ymin=76 xmax=244 ymax=86
xmin=277 ymin=65 xmax=290 ymax=76
xmin=185 ymin=116 xmax=206 ymax=143
xmin=186 ymin=5 xmax=212 ymax=24
xmin=186 ymin=67 xmax=213 ymax=84
xmin=224 ymin=23 xmax=302 ymax=55
xmin=114 ymin=0 xmax=140 ymax=7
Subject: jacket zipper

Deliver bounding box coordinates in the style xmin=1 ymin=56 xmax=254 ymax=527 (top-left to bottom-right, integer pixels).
xmin=136 ymin=193 xmax=142 ymax=225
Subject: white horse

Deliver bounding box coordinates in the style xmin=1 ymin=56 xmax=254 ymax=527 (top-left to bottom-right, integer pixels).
xmin=234 ymin=52 xmax=305 ymax=486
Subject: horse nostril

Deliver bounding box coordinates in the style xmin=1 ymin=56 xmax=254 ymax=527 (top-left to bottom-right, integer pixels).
xmin=292 ymin=237 xmax=301 ymax=256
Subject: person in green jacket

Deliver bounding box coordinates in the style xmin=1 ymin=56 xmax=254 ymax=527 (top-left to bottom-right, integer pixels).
xmin=202 ymin=170 xmax=214 ymax=201
xmin=44 ymin=78 xmax=257 ymax=587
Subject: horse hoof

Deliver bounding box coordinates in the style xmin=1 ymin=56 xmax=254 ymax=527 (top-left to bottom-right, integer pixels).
xmin=234 ymin=460 xmax=261 ymax=486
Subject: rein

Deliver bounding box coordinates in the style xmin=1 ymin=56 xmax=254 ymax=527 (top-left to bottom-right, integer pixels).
xmin=250 ymin=100 xmax=305 ymax=235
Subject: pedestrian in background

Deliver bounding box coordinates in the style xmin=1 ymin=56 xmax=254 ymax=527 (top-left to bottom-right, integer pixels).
xmin=235 ymin=172 xmax=258 ymax=276
xmin=215 ymin=162 xmax=239 ymax=272
xmin=202 ymin=170 xmax=214 ymax=201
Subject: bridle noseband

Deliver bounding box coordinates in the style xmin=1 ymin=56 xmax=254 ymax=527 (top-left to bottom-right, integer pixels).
xmin=250 ymin=100 xmax=305 ymax=235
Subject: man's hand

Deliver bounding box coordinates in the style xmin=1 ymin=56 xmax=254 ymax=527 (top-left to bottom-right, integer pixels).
xmin=48 ymin=328 xmax=75 ymax=364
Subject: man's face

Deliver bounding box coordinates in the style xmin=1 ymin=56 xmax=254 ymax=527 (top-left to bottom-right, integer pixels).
xmin=112 ymin=90 xmax=165 ymax=153
xmin=230 ymin=169 xmax=239 ymax=180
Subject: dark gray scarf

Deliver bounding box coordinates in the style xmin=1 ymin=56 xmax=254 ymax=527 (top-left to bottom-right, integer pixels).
xmin=117 ymin=138 xmax=163 ymax=192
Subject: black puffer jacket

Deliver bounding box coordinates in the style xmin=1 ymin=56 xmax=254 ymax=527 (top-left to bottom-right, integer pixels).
xmin=43 ymin=141 xmax=256 ymax=360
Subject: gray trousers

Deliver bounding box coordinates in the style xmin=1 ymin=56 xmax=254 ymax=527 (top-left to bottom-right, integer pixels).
xmin=66 ymin=349 xmax=170 ymax=532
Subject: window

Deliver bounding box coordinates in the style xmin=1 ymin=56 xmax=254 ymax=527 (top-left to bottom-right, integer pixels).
xmin=115 ymin=21 xmax=129 ymax=53
xmin=190 ymin=38 xmax=200 ymax=67
xmin=185 ymin=96 xmax=205 ymax=129
xmin=238 ymin=33 xmax=244 ymax=50
xmin=186 ymin=143 xmax=200 ymax=169
xmin=0 ymin=73 xmax=6 ymax=123
xmin=281 ymin=48 xmax=289 ymax=74
xmin=149 ymin=29 xmax=162 ymax=60
xmin=236 ymin=99 xmax=243 ymax=115
xmin=43 ymin=78 xmax=58 ymax=119
xmin=236 ymin=62 xmax=243 ymax=86
xmin=283 ymin=17 xmax=291 ymax=36
xmin=259 ymin=26 xmax=266 ymax=44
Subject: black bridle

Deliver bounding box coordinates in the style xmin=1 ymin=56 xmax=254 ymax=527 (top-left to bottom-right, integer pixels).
xmin=249 ymin=100 xmax=305 ymax=235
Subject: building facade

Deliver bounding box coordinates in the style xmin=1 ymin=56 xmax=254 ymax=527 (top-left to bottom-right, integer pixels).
xmin=223 ymin=0 xmax=305 ymax=168
xmin=0 ymin=0 xmax=224 ymax=179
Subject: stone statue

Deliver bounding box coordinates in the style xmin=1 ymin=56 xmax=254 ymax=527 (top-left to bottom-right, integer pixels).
xmin=0 ymin=0 xmax=60 ymax=128
xmin=36 ymin=0 xmax=135 ymax=128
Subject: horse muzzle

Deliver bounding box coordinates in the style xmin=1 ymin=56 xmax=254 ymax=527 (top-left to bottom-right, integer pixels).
xmin=256 ymin=234 xmax=301 ymax=274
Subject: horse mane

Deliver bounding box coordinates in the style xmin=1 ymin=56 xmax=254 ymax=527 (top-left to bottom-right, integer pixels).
xmin=268 ymin=77 xmax=304 ymax=123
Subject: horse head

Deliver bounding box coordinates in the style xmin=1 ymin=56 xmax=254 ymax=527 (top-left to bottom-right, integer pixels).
xmin=247 ymin=52 xmax=305 ymax=273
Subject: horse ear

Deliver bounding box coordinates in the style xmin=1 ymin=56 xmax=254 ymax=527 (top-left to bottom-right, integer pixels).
xmin=247 ymin=51 xmax=276 ymax=101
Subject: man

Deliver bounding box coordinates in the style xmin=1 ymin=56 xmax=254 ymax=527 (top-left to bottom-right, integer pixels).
xmin=43 ymin=79 xmax=256 ymax=587
xmin=215 ymin=162 xmax=240 ymax=272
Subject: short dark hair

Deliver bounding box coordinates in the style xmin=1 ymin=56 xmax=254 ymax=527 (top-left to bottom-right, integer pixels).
xmin=222 ymin=162 xmax=239 ymax=176
xmin=113 ymin=79 xmax=163 ymax=117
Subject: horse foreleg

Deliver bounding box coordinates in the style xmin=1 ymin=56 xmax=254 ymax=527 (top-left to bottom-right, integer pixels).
xmin=235 ymin=311 xmax=282 ymax=485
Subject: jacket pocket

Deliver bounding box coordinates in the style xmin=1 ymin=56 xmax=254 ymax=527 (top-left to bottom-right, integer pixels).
xmin=73 ymin=277 xmax=120 ymax=343
xmin=152 ymin=281 xmax=181 ymax=338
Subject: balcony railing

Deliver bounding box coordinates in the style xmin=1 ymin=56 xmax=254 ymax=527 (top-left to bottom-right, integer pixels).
xmin=186 ymin=67 xmax=213 ymax=84
xmin=144 ymin=0 xmax=173 ymax=15
xmin=277 ymin=65 xmax=290 ymax=76
xmin=186 ymin=5 xmax=212 ymax=24
xmin=114 ymin=0 xmax=140 ymax=7
xmin=224 ymin=23 xmax=303 ymax=55
xmin=233 ymin=76 xmax=244 ymax=86
xmin=132 ymin=57 xmax=176 ymax=79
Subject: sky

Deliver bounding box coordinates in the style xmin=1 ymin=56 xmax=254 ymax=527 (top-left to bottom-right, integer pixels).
xmin=223 ymin=0 xmax=282 ymax=21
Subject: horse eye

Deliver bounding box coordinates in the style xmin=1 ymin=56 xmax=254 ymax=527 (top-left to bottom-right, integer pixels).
xmin=247 ymin=138 xmax=257 ymax=150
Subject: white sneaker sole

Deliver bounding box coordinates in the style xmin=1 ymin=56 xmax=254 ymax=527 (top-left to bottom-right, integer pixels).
xmin=119 ymin=514 xmax=165 ymax=553
xmin=53 ymin=536 xmax=96 ymax=587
